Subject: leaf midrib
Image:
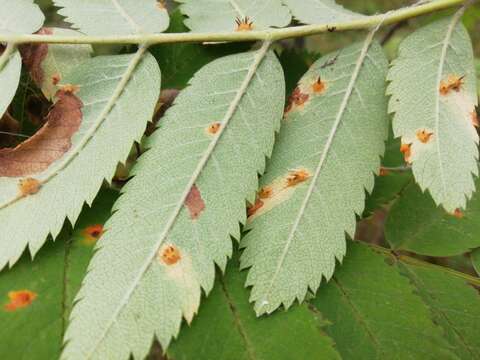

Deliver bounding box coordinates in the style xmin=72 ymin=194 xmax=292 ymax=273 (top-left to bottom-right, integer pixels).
xmin=84 ymin=41 xmax=272 ymax=358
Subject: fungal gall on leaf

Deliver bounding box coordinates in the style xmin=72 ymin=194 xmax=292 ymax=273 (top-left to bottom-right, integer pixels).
xmin=286 ymin=169 xmax=311 ymax=188
xmin=185 ymin=185 xmax=205 ymax=220
xmin=206 ymin=122 xmax=221 ymax=135
xmin=4 ymin=290 xmax=37 ymax=312
xmin=400 ymin=143 xmax=412 ymax=164
xmin=235 ymin=17 xmax=254 ymax=32
xmin=159 ymin=245 xmax=181 ymax=265
xmin=83 ymin=224 xmax=104 ymax=245
xmin=416 ymin=129 xmax=434 ymax=144
xmin=18 ymin=178 xmax=41 ymax=196
xmin=439 ymin=75 xmax=465 ymax=95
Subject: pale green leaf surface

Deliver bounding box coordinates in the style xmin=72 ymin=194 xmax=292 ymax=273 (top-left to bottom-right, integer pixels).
xmin=169 ymin=254 xmax=340 ymax=360
xmin=0 ymin=189 xmax=117 ymax=360
xmin=471 ymin=248 xmax=480 ymax=275
xmin=387 ymin=16 xmax=479 ymax=213
xmin=0 ymin=0 xmax=44 ymax=35
xmin=62 ymin=45 xmax=285 ymax=359
xmin=53 ymin=0 xmax=169 ymax=36
xmin=386 ymin=181 xmax=480 ymax=256
xmin=312 ymin=242 xmax=458 ymax=360
xmin=0 ymin=51 xmax=160 ymax=270
xmin=399 ymin=261 xmax=480 ymax=359
xmin=175 ymin=0 xmax=291 ymax=32
xmin=241 ymin=39 xmax=388 ymax=315
xmin=0 ymin=50 xmax=21 ymax=118
xmin=281 ymin=0 xmax=365 ymax=25
xmin=28 ymin=28 xmax=93 ymax=100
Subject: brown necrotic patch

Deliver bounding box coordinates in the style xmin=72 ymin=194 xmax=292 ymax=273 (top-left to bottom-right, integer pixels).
xmin=159 ymin=244 xmax=181 ymax=265
xmin=0 ymin=90 xmax=83 ymax=177
xmin=185 ymin=185 xmax=205 ymax=220
xmin=247 ymin=198 xmax=264 ymax=218
xmin=439 ymin=74 xmax=465 ymax=96
xmin=4 ymin=290 xmax=37 ymax=312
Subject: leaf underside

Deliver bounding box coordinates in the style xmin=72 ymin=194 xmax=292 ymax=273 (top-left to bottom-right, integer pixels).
xmin=62 ymin=46 xmax=285 ymax=359
xmin=0 ymin=52 xmax=161 ymax=270
xmin=282 ymin=0 xmax=365 ymax=25
xmin=176 ymin=0 xmax=292 ymax=32
xmin=387 ymin=16 xmax=479 ymax=212
xmin=241 ymin=38 xmax=388 ymax=315
xmin=53 ymin=0 xmax=169 ymax=35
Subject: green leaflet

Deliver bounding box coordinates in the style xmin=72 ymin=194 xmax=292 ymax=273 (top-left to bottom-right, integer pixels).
xmin=169 ymin=253 xmax=340 ymax=360
xmin=312 ymin=242 xmax=458 ymax=360
xmin=175 ymin=0 xmax=291 ymax=32
xmin=0 ymin=0 xmax=45 ymax=117
xmin=241 ymin=37 xmax=388 ymax=315
xmin=53 ymin=0 xmax=169 ymax=35
xmin=23 ymin=28 xmax=93 ymax=101
xmin=386 ymin=181 xmax=480 ymax=256
xmin=472 ymin=248 xmax=480 ymax=275
xmin=62 ymin=44 xmax=285 ymax=359
xmin=281 ymin=0 xmax=365 ymax=25
xmin=0 ymin=51 xmax=161 ymax=270
xmin=387 ymin=14 xmax=479 ymax=213
xmin=0 ymin=189 xmax=117 ymax=360
xmin=399 ymin=260 xmax=480 ymax=359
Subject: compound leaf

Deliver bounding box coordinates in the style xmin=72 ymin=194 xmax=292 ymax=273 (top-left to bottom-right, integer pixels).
xmin=387 ymin=14 xmax=479 ymax=213
xmin=53 ymin=0 xmax=169 ymax=35
xmin=0 ymin=50 xmax=161 ymax=270
xmin=241 ymin=36 xmax=388 ymax=315
xmin=62 ymin=44 xmax=285 ymax=359
xmin=175 ymin=0 xmax=291 ymax=32
xmin=281 ymin=0 xmax=365 ymax=25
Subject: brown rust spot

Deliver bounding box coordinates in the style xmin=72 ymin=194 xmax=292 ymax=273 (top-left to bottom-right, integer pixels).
xmin=416 ymin=129 xmax=434 ymax=144
xmin=206 ymin=122 xmax=221 ymax=135
xmin=439 ymin=75 xmax=465 ymax=96
xmin=312 ymin=77 xmax=326 ymax=94
xmin=19 ymin=28 xmax=53 ymax=86
xmin=18 ymin=178 xmax=41 ymax=196
xmin=0 ymin=90 xmax=83 ymax=177
xmin=247 ymin=198 xmax=264 ymax=218
xmin=286 ymin=169 xmax=311 ymax=188
xmin=159 ymin=245 xmax=181 ymax=265
xmin=235 ymin=17 xmax=254 ymax=32
xmin=82 ymin=224 xmax=104 ymax=245
xmin=185 ymin=185 xmax=205 ymax=220
xmin=4 ymin=290 xmax=37 ymax=312
xmin=400 ymin=143 xmax=412 ymax=164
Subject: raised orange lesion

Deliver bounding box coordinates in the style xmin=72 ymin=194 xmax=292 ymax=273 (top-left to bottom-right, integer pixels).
xmin=82 ymin=224 xmax=104 ymax=245
xmin=312 ymin=76 xmax=326 ymax=94
xmin=206 ymin=122 xmax=221 ymax=135
xmin=235 ymin=17 xmax=254 ymax=32
xmin=451 ymin=208 xmax=464 ymax=219
xmin=285 ymin=169 xmax=311 ymax=188
xmin=416 ymin=129 xmax=434 ymax=144
xmin=4 ymin=290 xmax=37 ymax=312
xmin=159 ymin=244 xmax=181 ymax=265
xmin=439 ymin=75 xmax=465 ymax=96
xmin=18 ymin=178 xmax=41 ymax=196
xmin=400 ymin=143 xmax=412 ymax=164
xmin=284 ymin=87 xmax=310 ymax=116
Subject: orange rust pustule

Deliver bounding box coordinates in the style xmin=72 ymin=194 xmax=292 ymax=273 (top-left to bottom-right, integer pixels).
xmin=286 ymin=169 xmax=311 ymax=188
xmin=0 ymin=90 xmax=83 ymax=177
xmin=206 ymin=122 xmax=221 ymax=135
xmin=439 ymin=75 xmax=465 ymax=95
xmin=400 ymin=143 xmax=412 ymax=164
xmin=235 ymin=17 xmax=254 ymax=32
xmin=312 ymin=77 xmax=326 ymax=94
xmin=285 ymin=87 xmax=310 ymax=115
xmin=83 ymin=224 xmax=104 ymax=244
xmin=4 ymin=290 xmax=37 ymax=312
xmin=185 ymin=185 xmax=205 ymax=220
xmin=247 ymin=198 xmax=264 ymax=218
xmin=19 ymin=28 xmax=53 ymax=86
xmin=452 ymin=209 xmax=464 ymax=219
xmin=258 ymin=186 xmax=273 ymax=199
xmin=18 ymin=178 xmax=41 ymax=196
xmin=160 ymin=245 xmax=181 ymax=265
xmin=416 ymin=129 xmax=434 ymax=144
